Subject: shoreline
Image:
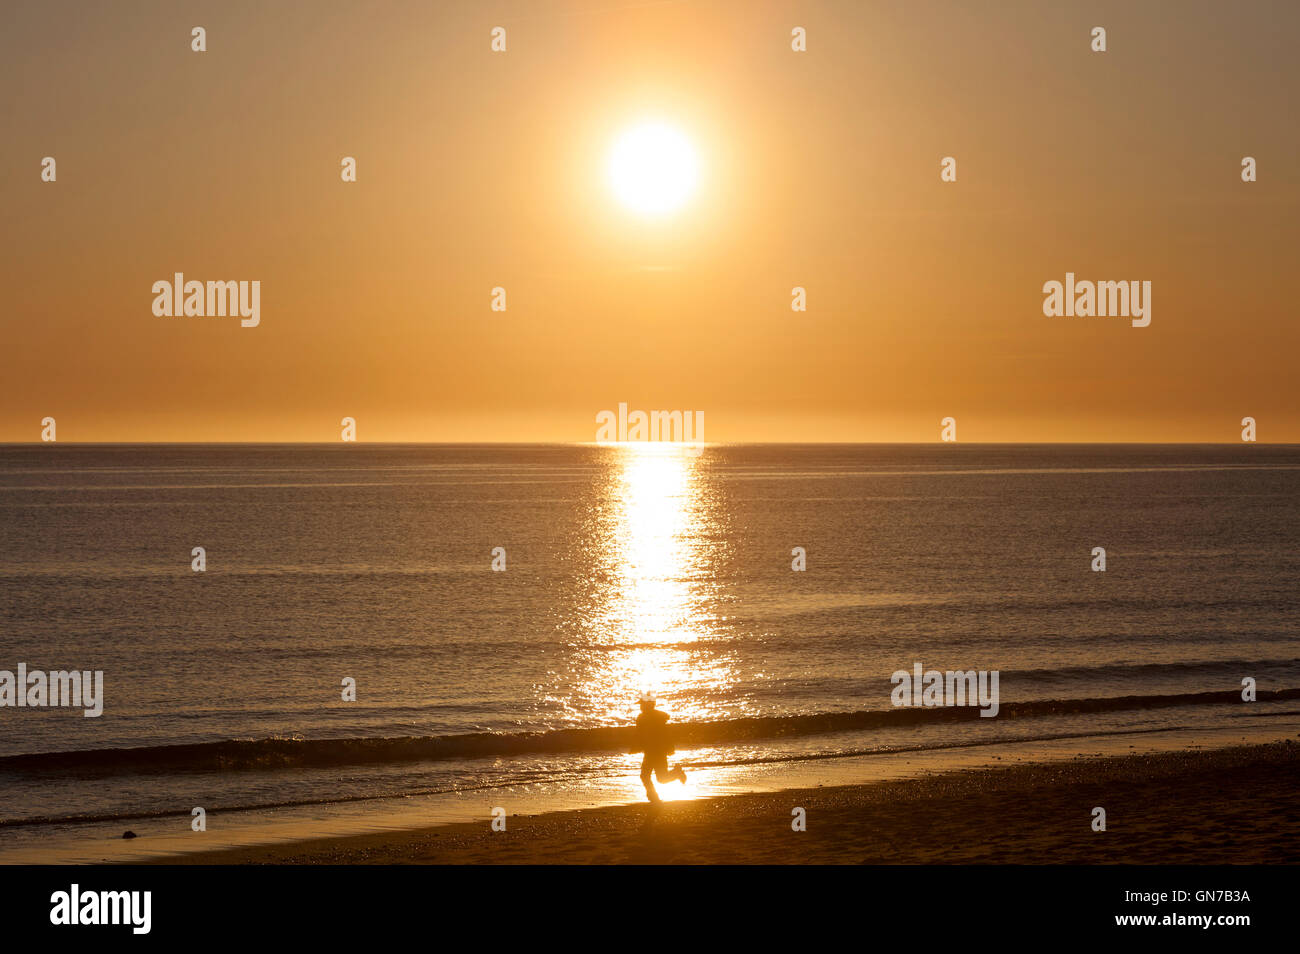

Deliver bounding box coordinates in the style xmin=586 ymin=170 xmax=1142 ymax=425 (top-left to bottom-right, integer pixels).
xmin=145 ymin=740 xmax=1300 ymax=865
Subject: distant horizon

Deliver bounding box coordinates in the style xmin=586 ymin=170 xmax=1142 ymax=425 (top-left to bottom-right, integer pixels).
xmin=5 ymin=439 xmax=1296 ymax=447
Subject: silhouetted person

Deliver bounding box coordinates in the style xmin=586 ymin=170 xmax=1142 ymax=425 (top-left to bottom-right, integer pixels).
xmin=633 ymin=693 xmax=686 ymax=802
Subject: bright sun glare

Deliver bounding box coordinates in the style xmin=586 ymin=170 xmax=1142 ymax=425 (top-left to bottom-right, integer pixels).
xmin=607 ymin=121 xmax=700 ymax=217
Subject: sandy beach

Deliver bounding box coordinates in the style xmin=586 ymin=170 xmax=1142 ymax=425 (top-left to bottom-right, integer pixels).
xmin=150 ymin=741 xmax=1300 ymax=865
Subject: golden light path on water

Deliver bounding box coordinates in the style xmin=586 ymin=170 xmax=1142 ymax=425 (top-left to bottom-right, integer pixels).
xmin=582 ymin=442 xmax=732 ymax=801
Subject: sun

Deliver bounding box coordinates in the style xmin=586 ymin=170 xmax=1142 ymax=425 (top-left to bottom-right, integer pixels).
xmin=607 ymin=121 xmax=700 ymax=218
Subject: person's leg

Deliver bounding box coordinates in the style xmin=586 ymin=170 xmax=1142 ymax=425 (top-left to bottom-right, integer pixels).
xmin=656 ymin=765 xmax=687 ymax=785
xmin=640 ymin=755 xmax=660 ymax=802
xmin=651 ymin=754 xmax=685 ymax=786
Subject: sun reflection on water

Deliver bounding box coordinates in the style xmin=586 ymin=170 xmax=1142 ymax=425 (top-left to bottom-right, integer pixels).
xmin=575 ymin=442 xmax=732 ymax=741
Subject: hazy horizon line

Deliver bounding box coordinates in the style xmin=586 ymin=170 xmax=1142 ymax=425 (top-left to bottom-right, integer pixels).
xmin=3 ymin=441 xmax=1295 ymax=448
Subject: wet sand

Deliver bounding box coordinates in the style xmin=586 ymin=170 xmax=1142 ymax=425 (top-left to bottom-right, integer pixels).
xmin=148 ymin=741 xmax=1300 ymax=864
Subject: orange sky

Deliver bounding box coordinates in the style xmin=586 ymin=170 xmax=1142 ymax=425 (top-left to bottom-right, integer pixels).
xmin=3 ymin=0 xmax=1297 ymax=442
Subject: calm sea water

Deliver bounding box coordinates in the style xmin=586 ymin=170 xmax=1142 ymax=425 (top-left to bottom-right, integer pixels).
xmin=1 ymin=443 xmax=1297 ymax=852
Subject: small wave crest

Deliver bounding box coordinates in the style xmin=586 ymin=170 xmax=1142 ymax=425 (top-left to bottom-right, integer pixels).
xmin=2 ymin=687 xmax=1294 ymax=776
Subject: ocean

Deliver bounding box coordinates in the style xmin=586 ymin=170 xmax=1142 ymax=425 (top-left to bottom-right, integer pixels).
xmin=1 ymin=443 xmax=1297 ymax=860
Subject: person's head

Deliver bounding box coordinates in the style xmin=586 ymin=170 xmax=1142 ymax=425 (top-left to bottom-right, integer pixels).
xmin=639 ymin=691 xmax=657 ymax=712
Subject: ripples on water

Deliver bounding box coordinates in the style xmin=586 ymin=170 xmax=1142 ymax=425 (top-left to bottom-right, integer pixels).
xmin=0 ymin=443 xmax=1297 ymax=829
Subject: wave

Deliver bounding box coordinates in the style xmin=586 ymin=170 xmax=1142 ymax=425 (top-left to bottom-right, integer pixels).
xmin=9 ymin=719 xmax=1285 ymax=832
xmin=1 ymin=687 xmax=1295 ymax=777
